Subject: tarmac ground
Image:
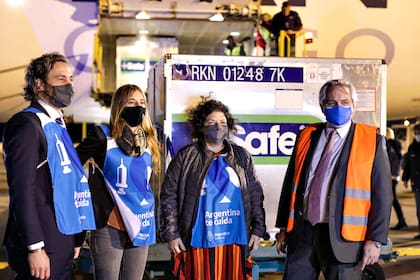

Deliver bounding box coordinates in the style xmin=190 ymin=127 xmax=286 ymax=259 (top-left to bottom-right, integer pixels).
xmin=377 ymin=189 xmax=420 ymax=280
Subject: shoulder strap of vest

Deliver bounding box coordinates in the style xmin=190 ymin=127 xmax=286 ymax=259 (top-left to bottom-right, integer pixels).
xmin=354 ymin=123 xmax=378 ymax=134
xmin=299 ymin=123 xmax=322 ymax=137
xmin=295 ymin=123 xmax=323 ymax=152
xmin=23 ymin=106 xmax=42 ymax=114
xmin=99 ymin=125 xmax=111 ymax=137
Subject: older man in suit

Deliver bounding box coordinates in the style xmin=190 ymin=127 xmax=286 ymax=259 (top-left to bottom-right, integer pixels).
xmin=2 ymin=53 xmax=95 ymax=280
xmin=275 ymin=79 xmax=392 ymax=279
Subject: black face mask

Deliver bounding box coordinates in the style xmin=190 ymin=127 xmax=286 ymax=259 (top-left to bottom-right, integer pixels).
xmin=121 ymin=106 xmax=145 ymax=127
xmin=203 ymin=124 xmax=228 ymax=144
xmin=46 ymin=83 xmax=74 ymax=108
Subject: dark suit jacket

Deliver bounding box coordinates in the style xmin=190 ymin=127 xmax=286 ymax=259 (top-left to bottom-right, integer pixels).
xmin=275 ymin=122 xmax=392 ymax=263
xmin=270 ymin=10 xmax=303 ymax=37
xmin=2 ymin=102 xmax=77 ymax=271
xmin=402 ymin=140 xmax=420 ymax=189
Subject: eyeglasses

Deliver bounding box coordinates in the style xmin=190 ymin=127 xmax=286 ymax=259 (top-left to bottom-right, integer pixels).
xmin=324 ymin=99 xmax=352 ymax=108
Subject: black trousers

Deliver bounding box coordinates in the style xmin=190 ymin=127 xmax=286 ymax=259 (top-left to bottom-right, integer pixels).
xmin=391 ymin=179 xmax=406 ymax=224
xmin=283 ymin=221 xmax=363 ymax=280
xmin=415 ymin=189 xmax=420 ymax=232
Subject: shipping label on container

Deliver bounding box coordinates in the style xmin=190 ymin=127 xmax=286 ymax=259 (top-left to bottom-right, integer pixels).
xmin=172 ymin=64 xmax=304 ymax=83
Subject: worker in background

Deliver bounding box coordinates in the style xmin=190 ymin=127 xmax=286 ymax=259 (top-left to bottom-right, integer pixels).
xmin=224 ymin=35 xmax=246 ymax=56
xmin=386 ymin=127 xmax=408 ymax=230
xmin=270 ymin=1 xmax=303 ymax=57
xmin=255 ymin=13 xmax=273 ymax=56
xmin=402 ymin=123 xmax=420 ymax=240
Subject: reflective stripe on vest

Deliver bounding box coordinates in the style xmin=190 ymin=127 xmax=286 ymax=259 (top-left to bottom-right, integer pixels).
xmin=287 ymin=123 xmax=377 ymax=241
xmin=341 ymin=124 xmax=377 ymax=241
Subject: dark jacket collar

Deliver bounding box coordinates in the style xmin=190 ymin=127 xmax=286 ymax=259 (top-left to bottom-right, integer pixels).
xmin=29 ymin=101 xmax=50 ymax=118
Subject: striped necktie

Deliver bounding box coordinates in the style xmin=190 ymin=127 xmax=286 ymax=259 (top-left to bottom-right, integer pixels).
xmin=55 ymin=117 xmax=65 ymax=127
xmin=307 ymin=128 xmax=337 ymax=225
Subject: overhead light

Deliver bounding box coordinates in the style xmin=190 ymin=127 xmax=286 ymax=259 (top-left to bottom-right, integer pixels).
xmin=136 ymin=10 xmax=150 ymax=20
xmin=138 ymin=30 xmax=149 ymax=35
xmin=305 ymin=32 xmax=314 ymax=44
xmin=230 ymin=32 xmax=240 ymax=37
xmin=209 ymin=12 xmax=224 ymax=22
xmin=88 ymin=18 xmax=99 ymax=26
xmin=404 ymin=119 xmax=410 ymax=127
xmin=7 ymin=0 xmax=23 ymax=7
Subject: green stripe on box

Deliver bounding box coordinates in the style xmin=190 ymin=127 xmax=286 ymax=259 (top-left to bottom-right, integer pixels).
xmin=172 ymin=114 xmax=321 ymax=123
xmin=253 ymin=156 xmax=290 ymax=165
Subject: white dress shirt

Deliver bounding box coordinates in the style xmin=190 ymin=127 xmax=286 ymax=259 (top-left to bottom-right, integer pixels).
xmin=38 ymin=99 xmax=66 ymax=127
xmin=304 ymin=121 xmax=352 ymax=223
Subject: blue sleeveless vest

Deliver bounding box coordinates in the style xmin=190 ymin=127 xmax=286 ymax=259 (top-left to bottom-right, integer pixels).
xmin=191 ymin=155 xmax=247 ymax=248
xmin=25 ymin=107 xmax=96 ymax=234
xmin=100 ymin=126 xmax=156 ymax=247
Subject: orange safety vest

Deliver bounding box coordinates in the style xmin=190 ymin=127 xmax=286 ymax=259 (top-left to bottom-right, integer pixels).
xmin=286 ymin=123 xmax=377 ymax=241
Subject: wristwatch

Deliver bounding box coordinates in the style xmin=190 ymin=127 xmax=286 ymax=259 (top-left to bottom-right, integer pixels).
xmin=373 ymin=241 xmax=382 ymax=248
xmin=28 ymin=247 xmax=44 ymax=254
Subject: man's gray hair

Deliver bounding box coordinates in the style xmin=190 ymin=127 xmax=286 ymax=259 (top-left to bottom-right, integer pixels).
xmin=318 ymin=79 xmax=358 ymax=108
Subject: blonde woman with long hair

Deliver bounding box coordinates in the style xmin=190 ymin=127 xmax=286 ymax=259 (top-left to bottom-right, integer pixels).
xmin=76 ymin=84 xmax=161 ymax=280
